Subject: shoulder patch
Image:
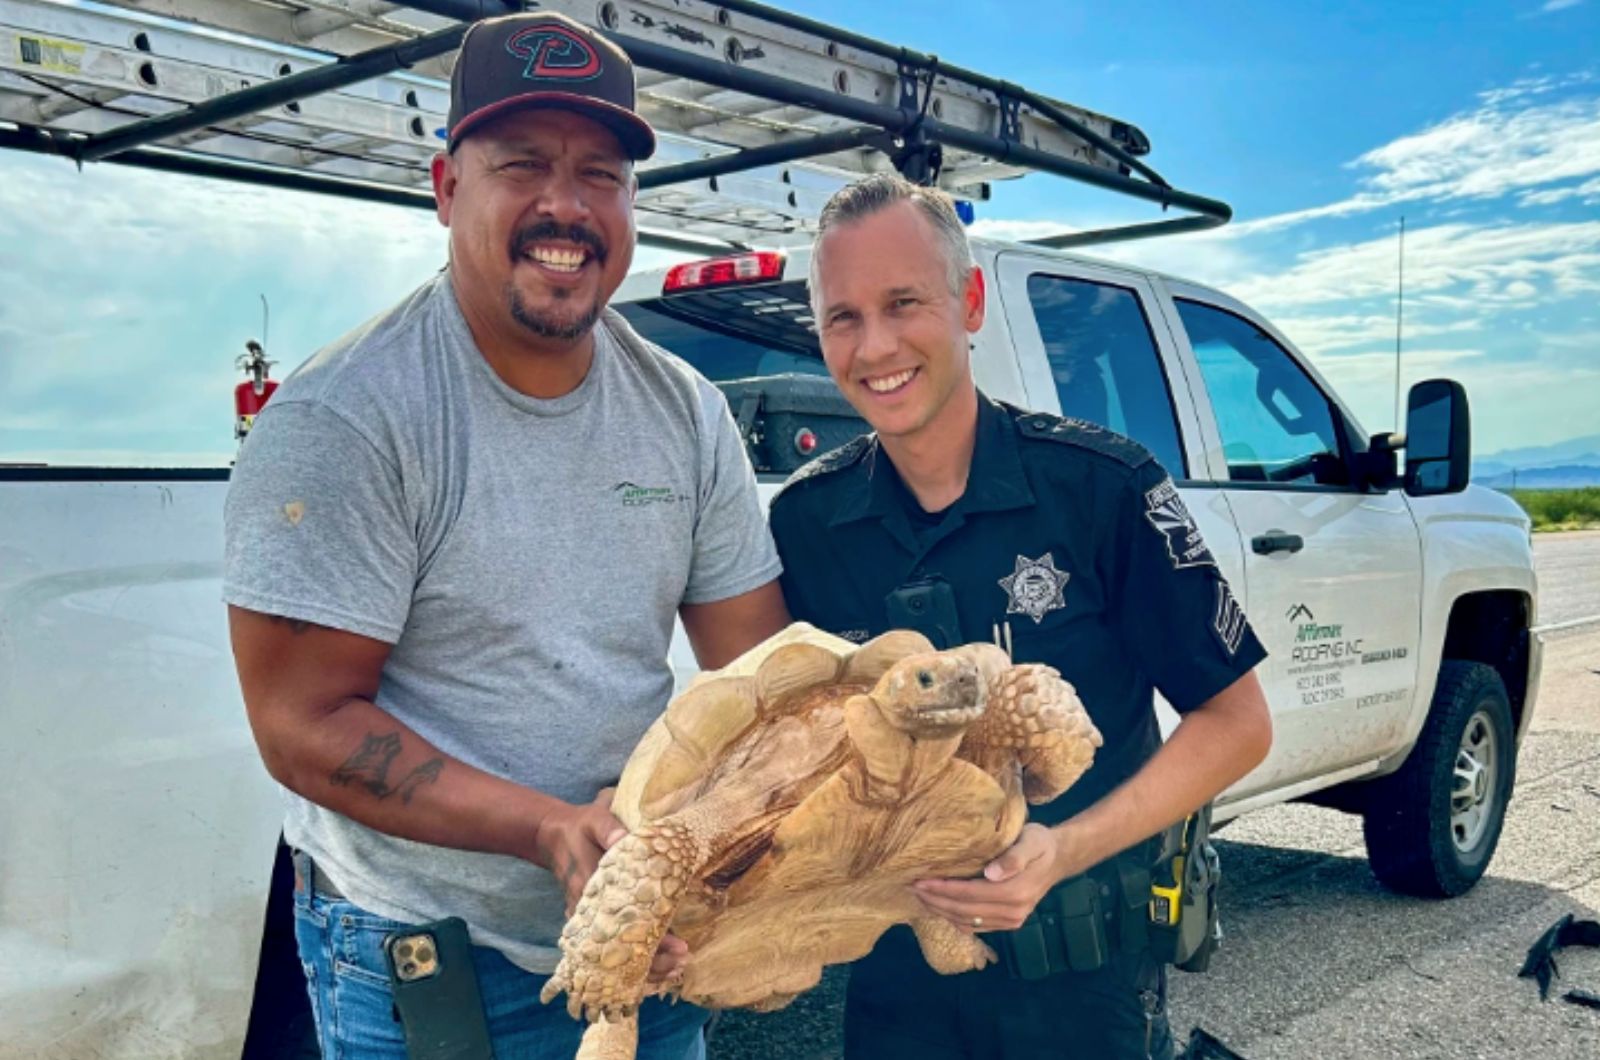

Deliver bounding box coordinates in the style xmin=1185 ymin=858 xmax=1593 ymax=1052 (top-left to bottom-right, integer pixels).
xmin=772 ymin=434 xmax=874 ymax=503
xmin=1142 ymin=475 xmax=1217 ymax=571
xmin=1010 ymin=407 xmax=1154 ymax=470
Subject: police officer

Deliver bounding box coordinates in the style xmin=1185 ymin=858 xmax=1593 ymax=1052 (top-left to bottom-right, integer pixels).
xmin=770 ymin=174 xmax=1273 ymax=1059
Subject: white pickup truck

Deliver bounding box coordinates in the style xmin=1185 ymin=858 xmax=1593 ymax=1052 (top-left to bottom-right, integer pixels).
xmin=0 ymin=0 xmax=1544 ymax=1052
xmin=0 ymin=236 xmax=1541 ymax=1059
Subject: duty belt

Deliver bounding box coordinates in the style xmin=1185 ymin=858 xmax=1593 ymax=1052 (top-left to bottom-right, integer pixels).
xmin=991 ymin=840 xmax=1156 ymax=980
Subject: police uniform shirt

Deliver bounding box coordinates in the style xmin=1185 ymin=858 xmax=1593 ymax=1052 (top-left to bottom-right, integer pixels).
xmin=769 ymin=395 xmax=1267 ymax=824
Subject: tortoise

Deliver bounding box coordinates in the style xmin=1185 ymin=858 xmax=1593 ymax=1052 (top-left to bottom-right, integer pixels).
xmin=540 ymin=623 xmax=1103 ymax=1059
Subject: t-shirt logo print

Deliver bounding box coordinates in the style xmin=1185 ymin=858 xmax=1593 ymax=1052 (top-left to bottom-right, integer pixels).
xmin=999 ymin=553 xmax=1071 ymax=624
xmin=505 ymin=25 xmax=603 ymax=81
xmin=1143 ymin=478 xmax=1216 ymax=570
xmin=612 ymin=481 xmax=684 ymax=507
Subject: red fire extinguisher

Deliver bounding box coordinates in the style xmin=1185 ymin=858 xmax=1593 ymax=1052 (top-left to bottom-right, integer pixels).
xmin=235 ymin=339 xmax=278 ymax=445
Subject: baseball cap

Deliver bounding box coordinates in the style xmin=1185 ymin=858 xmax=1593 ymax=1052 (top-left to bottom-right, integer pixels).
xmin=446 ymin=12 xmax=656 ymax=160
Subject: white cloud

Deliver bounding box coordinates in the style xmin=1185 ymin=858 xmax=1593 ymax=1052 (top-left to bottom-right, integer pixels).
xmin=1225 ymin=220 xmax=1600 ymax=312
xmin=1219 ymin=75 xmax=1600 ymax=235
xmin=1520 ymin=175 xmax=1600 ymax=205
xmin=1358 ymin=96 xmax=1600 ymax=201
xmin=1541 ymin=0 xmax=1584 ymax=12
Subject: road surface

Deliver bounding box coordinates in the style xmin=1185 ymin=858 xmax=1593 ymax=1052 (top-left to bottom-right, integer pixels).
xmin=1533 ymin=529 xmax=1600 ymax=629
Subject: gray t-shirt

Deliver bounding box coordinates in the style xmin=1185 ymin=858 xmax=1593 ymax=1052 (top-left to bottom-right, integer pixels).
xmin=223 ymin=270 xmax=780 ymax=972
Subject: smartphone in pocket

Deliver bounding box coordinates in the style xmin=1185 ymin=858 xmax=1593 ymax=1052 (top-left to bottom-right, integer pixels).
xmin=383 ymin=917 xmax=494 ymax=1060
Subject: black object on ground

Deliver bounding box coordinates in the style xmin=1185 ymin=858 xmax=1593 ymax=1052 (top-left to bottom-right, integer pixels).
xmin=1563 ymin=989 xmax=1600 ymax=1011
xmin=1518 ymin=913 xmax=1600 ymax=1001
xmin=1180 ymin=1027 xmax=1249 ymax=1059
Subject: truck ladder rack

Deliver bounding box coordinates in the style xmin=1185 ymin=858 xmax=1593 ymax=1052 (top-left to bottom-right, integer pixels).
xmin=0 ymin=0 xmax=1231 ymax=247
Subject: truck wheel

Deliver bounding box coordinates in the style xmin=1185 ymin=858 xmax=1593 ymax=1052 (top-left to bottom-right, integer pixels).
xmin=1362 ymin=661 xmax=1515 ymax=897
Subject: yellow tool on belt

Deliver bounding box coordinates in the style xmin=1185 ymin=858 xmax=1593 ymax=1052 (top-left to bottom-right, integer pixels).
xmin=1149 ymin=814 xmax=1193 ymax=927
xmin=1148 ymin=804 xmax=1220 ymax=971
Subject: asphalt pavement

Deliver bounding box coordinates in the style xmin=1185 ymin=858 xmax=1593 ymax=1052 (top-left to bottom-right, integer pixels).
xmin=1532 ymin=529 xmax=1600 ymax=629
xmin=706 ymin=535 xmax=1600 ymax=1060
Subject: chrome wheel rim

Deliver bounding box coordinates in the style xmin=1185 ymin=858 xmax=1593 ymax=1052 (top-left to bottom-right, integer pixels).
xmin=1451 ymin=708 xmax=1499 ymax=852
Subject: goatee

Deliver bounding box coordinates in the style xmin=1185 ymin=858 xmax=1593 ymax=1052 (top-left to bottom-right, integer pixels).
xmin=508 ymin=285 xmax=602 ymax=341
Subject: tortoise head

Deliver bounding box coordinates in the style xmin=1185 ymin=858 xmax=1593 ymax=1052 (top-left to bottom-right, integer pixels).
xmin=869 ymin=652 xmax=986 ymax=734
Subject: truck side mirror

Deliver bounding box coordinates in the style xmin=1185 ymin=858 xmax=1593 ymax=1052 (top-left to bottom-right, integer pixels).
xmin=1404 ymin=379 xmax=1471 ymax=496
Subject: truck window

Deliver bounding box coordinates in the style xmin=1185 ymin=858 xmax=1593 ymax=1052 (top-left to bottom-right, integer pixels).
xmin=614 ymin=282 xmax=828 ymax=382
xmin=615 ymin=281 xmax=864 ymax=476
xmin=1175 ymin=299 xmax=1350 ymax=487
xmin=1025 ymin=274 xmax=1187 ymax=476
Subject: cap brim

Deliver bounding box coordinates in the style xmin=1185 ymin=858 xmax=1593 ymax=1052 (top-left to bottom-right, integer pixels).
xmin=449 ymin=92 xmax=656 ymax=160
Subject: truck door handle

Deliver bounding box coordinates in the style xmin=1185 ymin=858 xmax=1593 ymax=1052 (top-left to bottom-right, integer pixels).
xmin=1251 ymin=531 xmax=1304 ymax=556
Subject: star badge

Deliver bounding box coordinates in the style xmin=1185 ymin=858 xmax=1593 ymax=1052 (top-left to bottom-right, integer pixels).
xmin=998 ymin=553 xmax=1071 ymax=624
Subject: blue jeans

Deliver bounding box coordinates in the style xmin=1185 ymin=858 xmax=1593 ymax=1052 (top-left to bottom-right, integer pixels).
xmin=291 ymin=875 xmax=708 ymax=1060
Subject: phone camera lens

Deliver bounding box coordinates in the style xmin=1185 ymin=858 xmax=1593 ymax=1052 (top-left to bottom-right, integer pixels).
xmin=416 ymin=945 xmax=435 ymax=964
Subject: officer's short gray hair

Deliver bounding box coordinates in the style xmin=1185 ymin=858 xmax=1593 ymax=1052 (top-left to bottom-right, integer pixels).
xmin=808 ymin=174 xmax=974 ymax=312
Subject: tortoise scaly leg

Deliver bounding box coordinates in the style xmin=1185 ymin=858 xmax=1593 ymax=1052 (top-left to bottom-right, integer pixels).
xmin=911 ymin=916 xmax=998 ymax=974
xmin=953 ymin=646 xmax=1102 ymax=804
xmin=540 ymin=816 xmax=708 ymax=1024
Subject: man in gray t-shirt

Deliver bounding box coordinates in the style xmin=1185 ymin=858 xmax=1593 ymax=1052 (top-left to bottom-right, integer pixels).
xmin=225 ymin=13 xmax=788 ymax=1058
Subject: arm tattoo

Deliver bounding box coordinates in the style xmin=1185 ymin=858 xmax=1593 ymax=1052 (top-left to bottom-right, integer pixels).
xmin=331 ymin=732 xmax=402 ymax=796
xmin=331 ymin=732 xmax=444 ymax=805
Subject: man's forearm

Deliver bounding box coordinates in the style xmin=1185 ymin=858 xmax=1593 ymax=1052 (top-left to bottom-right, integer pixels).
xmin=1050 ymin=673 xmax=1272 ymax=880
xmin=254 ymin=695 xmax=567 ymax=868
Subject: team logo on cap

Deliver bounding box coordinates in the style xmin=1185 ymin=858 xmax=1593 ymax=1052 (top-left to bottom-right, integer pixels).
xmin=506 ymin=24 xmax=602 ymax=81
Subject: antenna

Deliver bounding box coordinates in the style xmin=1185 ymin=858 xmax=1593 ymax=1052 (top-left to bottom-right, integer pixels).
xmin=259 ymin=293 xmax=270 ymax=352
xmin=1393 ymin=216 xmax=1405 ymax=429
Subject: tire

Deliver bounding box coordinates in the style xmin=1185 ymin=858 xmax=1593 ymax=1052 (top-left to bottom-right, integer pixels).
xmin=1361 ymin=661 xmax=1516 ymax=898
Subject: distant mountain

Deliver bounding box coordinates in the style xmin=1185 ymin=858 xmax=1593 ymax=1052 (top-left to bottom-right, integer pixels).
xmin=1473 ymin=434 xmax=1600 ymax=487
xmin=1476 ymin=434 xmax=1600 ymax=470
xmin=1477 ymin=465 xmax=1600 ymax=490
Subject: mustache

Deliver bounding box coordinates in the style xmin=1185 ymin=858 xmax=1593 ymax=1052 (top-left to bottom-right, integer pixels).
xmin=510 ymin=222 xmax=607 ymax=263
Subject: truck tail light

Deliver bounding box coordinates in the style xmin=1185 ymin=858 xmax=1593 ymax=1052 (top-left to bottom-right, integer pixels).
xmin=663 ymin=252 xmax=785 ymax=293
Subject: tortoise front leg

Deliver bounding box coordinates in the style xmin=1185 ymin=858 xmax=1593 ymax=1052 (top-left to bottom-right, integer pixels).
xmin=953 ymin=647 xmax=1102 ymax=804
xmin=540 ymin=816 xmax=709 ymax=1024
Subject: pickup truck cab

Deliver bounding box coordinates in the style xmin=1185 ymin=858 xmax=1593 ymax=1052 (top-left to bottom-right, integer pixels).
xmin=616 ymin=239 xmax=1542 ymax=894
xmin=0 ymin=237 xmax=1541 ymax=1058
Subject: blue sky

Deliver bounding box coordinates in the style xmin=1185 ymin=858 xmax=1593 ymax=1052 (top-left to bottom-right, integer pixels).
xmin=2 ymin=0 xmax=1598 ymax=465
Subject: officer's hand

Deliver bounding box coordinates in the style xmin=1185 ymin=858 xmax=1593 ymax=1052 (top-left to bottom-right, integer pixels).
xmin=912 ymin=823 xmax=1066 ymax=932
